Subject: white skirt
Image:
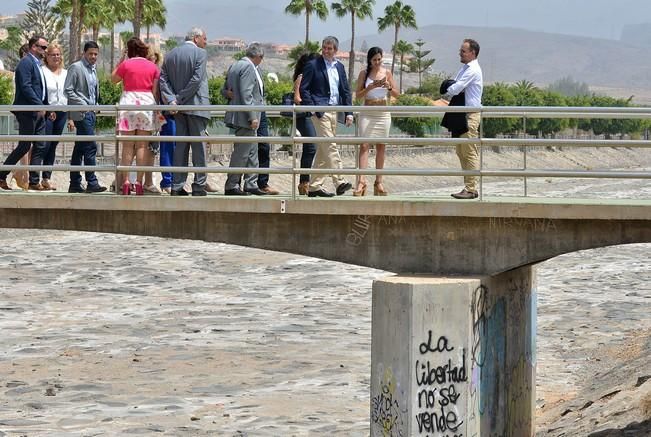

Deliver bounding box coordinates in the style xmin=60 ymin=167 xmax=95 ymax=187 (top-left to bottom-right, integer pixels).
xmin=358 ymin=111 xmax=391 ymax=138
xmin=118 ymin=91 xmax=156 ymax=132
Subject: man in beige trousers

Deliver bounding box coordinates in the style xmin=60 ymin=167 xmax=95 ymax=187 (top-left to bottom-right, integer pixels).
xmin=435 ymin=38 xmax=483 ymax=199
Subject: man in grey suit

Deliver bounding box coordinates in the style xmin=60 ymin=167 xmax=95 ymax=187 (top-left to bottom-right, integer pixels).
xmin=223 ymin=43 xmax=266 ymax=196
xmin=64 ymin=41 xmax=107 ymax=193
xmin=159 ymin=27 xmax=210 ymax=196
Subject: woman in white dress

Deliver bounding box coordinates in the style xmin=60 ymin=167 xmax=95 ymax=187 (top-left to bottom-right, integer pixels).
xmin=354 ymin=47 xmax=399 ymax=196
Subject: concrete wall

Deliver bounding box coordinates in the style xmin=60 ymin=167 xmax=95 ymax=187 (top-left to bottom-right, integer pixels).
xmin=371 ymin=266 xmax=535 ymax=436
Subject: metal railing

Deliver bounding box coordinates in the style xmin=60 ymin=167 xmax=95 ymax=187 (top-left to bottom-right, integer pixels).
xmin=1 ymin=103 xmax=650 ymax=200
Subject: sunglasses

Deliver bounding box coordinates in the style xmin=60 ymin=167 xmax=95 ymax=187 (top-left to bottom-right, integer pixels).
xmin=38 ymin=45 xmax=48 ymax=50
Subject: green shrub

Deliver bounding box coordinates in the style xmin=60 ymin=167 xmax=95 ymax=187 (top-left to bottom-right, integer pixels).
xmin=97 ymin=74 xmax=122 ymax=131
xmin=0 ymin=74 xmax=14 ymax=105
xmin=392 ymin=94 xmax=439 ymax=138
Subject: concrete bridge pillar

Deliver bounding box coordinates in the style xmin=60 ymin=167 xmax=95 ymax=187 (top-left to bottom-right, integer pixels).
xmin=370 ymin=266 xmax=536 ymax=437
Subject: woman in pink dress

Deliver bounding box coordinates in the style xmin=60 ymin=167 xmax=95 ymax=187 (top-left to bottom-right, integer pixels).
xmin=111 ymin=37 xmax=160 ymax=194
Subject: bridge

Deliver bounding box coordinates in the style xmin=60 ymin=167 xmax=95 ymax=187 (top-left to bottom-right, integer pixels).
xmin=1 ymin=104 xmax=650 ymax=436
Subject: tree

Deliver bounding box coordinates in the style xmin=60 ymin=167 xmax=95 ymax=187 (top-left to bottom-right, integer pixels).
xmin=330 ymin=0 xmax=375 ymax=84
xmin=547 ymin=76 xmax=590 ymax=97
xmin=142 ymin=0 xmax=167 ymax=42
xmin=98 ymin=34 xmax=111 ymax=72
xmin=163 ymin=37 xmax=179 ymax=53
xmin=21 ymin=0 xmax=65 ymax=43
xmin=53 ymin=0 xmax=87 ymax=60
xmin=0 ymin=26 xmax=25 ymax=70
xmin=84 ymin=0 xmax=111 ymax=41
xmin=284 ymin=0 xmax=329 ymax=47
xmin=392 ymin=39 xmax=412 ymax=93
xmin=107 ymin=0 xmax=133 ymax=71
xmin=377 ymin=0 xmax=417 ymax=75
xmin=412 ymin=38 xmax=434 ymax=93
xmin=132 ymin=0 xmax=143 ymax=38
xmin=287 ymin=40 xmax=321 ymax=68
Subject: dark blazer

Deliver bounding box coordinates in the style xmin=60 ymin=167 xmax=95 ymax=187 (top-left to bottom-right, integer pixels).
xmin=440 ymin=79 xmax=468 ymax=136
xmin=299 ymin=56 xmax=352 ymax=118
xmin=13 ymin=54 xmax=48 ymax=118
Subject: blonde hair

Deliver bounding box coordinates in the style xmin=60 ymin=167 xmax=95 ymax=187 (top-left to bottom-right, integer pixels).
xmin=147 ymin=45 xmax=163 ymax=67
xmin=44 ymin=42 xmax=65 ymax=69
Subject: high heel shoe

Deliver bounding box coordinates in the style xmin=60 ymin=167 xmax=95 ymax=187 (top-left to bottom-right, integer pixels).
xmin=374 ymin=181 xmax=388 ymax=196
xmin=13 ymin=176 xmax=29 ymax=191
xmin=353 ymin=181 xmax=367 ymax=197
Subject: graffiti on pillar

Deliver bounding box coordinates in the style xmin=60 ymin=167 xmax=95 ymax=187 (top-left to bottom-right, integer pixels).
xmin=346 ymin=216 xmax=407 ymax=246
xmin=414 ymin=331 xmax=467 ymax=436
xmin=371 ymin=367 xmax=407 ymax=437
xmin=506 ymin=356 xmax=533 ymax=435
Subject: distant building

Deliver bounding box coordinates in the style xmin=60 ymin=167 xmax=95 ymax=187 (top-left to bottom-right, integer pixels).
xmin=210 ymin=37 xmax=246 ymax=52
xmin=0 ymin=14 xmax=25 ymax=29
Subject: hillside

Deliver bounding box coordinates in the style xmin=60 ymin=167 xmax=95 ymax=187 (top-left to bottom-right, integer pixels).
xmin=347 ymin=24 xmax=651 ymax=104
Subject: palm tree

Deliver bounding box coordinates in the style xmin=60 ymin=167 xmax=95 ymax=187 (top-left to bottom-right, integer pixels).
xmin=132 ymin=0 xmax=143 ymax=38
xmin=392 ymin=39 xmax=412 ymax=93
xmin=84 ymin=0 xmax=111 ymax=41
xmin=53 ymin=0 xmax=82 ymax=60
xmin=108 ymin=0 xmax=133 ymax=71
xmin=284 ymin=0 xmax=329 ymax=47
xmin=287 ymin=40 xmax=321 ymax=68
xmin=377 ymin=0 xmax=417 ymax=75
xmin=98 ymin=34 xmax=111 ymax=71
xmin=142 ymin=0 xmax=167 ymax=43
xmin=331 ymin=0 xmax=375 ymax=83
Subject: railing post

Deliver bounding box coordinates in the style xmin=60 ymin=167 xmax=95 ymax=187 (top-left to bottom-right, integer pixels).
xmin=523 ymin=116 xmax=528 ymax=197
xmin=291 ymin=106 xmax=297 ymax=199
xmin=114 ymin=104 xmax=120 ymax=193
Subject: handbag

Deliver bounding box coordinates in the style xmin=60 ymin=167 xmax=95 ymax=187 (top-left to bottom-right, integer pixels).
xmin=280 ymin=92 xmax=308 ymax=119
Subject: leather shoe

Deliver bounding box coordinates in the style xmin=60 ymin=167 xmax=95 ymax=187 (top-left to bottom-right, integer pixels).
xmin=0 ymin=179 xmax=12 ymax=190
xmin=245 ymin=188 xmax=268 ymax=196
xmin=336 ymin=182 xmax=352 ymax=196
xmin=41 ymin=179 xmax=56 ymax=190
xmin=192 ymin=189 xmax=207 ymax=196
xmin=86 ymin=185 xmax=107 ymax=193
xmin=28 ymin=183 xmax=47 ymax=191
xmin=171 ymin=188 xmax=190 ymax=196
xmin=260 ymin=185 xmax=279 ymax=195
xmin=224 ymin=188 xmax=250 ymax=196
xmin=68 ymin=185 xmax=84 ymax=193
xmin=308 ymin=188 xmax=335 ymax=198
xmin=451 ymin=189 xmax=479 ymax=199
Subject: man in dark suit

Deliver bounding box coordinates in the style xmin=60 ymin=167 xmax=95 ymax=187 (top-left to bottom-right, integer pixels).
xmin=299 ymin=35 xmax=353 ymax=198
xmin=159 ymin=27 xmax=210 ymax=196
xmin=0 ymin=35 xmax=49 ymax=191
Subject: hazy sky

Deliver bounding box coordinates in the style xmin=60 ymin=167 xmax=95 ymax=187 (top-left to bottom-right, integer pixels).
xmin=2 ymin=0 xmax=650 ymax=41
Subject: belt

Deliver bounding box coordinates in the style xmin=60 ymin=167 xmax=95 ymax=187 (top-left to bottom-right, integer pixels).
xmin=364 ymin=98 xmax=388 ymax=106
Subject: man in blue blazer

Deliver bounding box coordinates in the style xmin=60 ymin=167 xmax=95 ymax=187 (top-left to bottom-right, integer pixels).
xmin=0 ymin=35 xmax=49 ymax=191
xmin=299 ymin=36 xmax=353 ymax=198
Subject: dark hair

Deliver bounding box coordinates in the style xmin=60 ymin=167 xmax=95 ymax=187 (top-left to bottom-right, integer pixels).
xmin=28 ymin=35 xmax=44 ymax=48
xmin=365 ymin=46 xmax=383 ymax=80
xmin=18 ymin=43 xmax=30 ymax=58
xmin=83 ymin=41 xmax=100 ymax=52
xmin=293 ymin=52 xmax=318 ymax=81
xmin=464 ymin=38 xmax=480 ymax=57
xmin=126 ymin=37 xmax=149 ymax=59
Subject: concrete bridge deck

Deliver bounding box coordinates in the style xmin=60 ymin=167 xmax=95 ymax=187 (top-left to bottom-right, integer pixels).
xmin=1 ymin=193 xmax=650 ymax=275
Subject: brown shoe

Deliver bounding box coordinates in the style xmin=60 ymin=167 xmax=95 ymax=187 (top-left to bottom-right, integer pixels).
xmin=0 ymin=179 xmax=12 ymax=190
xmin=451 ymin=188 xmax=479 ymax=199
xmin=298 ymin=182 xmax=309 ymax=195
xmin=260 ymin=185 xmax=279 ymax=195
xmin=41 ymin=179 xmax=56 ymax=190
xmin=28 ymin=183 xmax=47 ymax=192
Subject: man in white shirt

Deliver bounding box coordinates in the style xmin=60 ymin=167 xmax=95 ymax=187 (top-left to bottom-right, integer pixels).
xmin=436 ymin=38 xmax=483 ymax=199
